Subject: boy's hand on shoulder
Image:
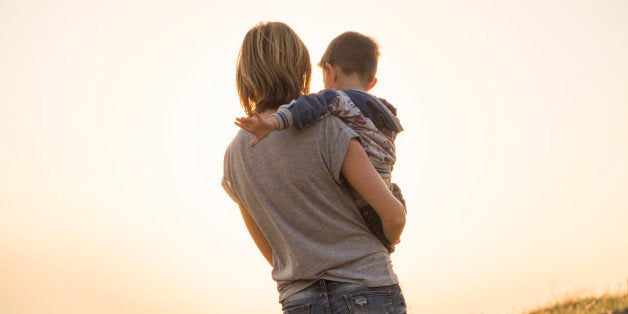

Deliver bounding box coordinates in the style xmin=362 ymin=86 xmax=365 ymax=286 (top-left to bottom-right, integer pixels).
xmin=234 ymin=111 xmax=279 ymax=147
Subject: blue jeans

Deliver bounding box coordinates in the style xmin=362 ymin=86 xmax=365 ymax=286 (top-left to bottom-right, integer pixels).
xmin=280 ymin=280 xmax=407 ymax=313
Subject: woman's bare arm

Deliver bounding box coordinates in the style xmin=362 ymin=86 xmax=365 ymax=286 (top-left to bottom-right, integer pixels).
xmin=341 ymin=139 xmax=406 ymax=244
xmin=239 ymin=204 xmax=273 ymax=266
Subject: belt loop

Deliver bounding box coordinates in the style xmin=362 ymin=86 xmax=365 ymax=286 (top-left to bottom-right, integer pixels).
xmin=318 ymin=279 xmax=327 ymax=292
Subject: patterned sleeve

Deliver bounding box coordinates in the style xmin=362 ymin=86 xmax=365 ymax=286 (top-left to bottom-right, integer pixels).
xmin=272 ymin=89 xmax=377 ymax=131
xmin=330 ymin=91 xmax=396 ymax=165
xmin=272 ymin=90 xmax=396 ymax=165
xmin=271 ymin=91 xmax=335 ymax=130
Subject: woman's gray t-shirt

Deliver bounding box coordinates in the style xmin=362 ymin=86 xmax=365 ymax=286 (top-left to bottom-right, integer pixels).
xmin=222 ymin=115 xmax=398 ymax=301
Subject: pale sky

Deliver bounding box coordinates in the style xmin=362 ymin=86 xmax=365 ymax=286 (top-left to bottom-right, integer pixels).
xmin=1 ymin=1 xmax=627 ymax=313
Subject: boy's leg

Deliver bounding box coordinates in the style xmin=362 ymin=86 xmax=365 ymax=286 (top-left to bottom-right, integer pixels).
xmin=357 ymin=183 xmax=407 ymax=253
xmin=357 ymin=201 xmax=394 ymax=253
xmin=391 ymin=183 xmax=406 ymax=210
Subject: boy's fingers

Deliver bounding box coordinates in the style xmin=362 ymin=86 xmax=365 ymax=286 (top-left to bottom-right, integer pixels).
xmin=249 ymin=138 xmax=259 ymax=147
xmin=236 ymin=117 xmax=255 ymax=123
xmin=253 ymin=111 xmax=263 ymax=121
xmin=236 ymin=122 xmax=255 ymax=133
xmin=235 ymin=119 xmax=254 ymax=127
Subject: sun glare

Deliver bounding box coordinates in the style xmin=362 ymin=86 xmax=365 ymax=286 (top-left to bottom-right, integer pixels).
xmin=1 ymin=1 xmax=627 ymax=313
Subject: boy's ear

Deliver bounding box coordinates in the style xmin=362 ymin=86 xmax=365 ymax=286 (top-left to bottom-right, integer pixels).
xmin=322 ymin=63 xmax=337 ymax=88
xmin=324 ymin=63 xmax=336 ymax=82
xmin=365 ymin=77 xmax=378 ymax=91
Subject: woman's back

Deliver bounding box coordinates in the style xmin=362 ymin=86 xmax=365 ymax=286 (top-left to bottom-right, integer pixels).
xmin=222 ymin=115 xmax=398 ymax=301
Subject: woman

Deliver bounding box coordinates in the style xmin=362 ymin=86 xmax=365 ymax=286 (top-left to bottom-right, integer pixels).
xmin=222 ymin=21 xmax=407 ymax=313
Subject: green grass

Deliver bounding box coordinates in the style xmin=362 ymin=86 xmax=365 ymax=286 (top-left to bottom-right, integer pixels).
xmin=527 ymin=293 xmax=628 ymax=314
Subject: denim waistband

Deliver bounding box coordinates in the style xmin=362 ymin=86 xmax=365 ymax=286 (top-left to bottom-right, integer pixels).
xmin=281 ymin=280 xmax=400 ymax=304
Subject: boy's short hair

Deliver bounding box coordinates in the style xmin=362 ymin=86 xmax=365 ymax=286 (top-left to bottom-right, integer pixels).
xmin=318 ymin=31 xmax=380 ymax=85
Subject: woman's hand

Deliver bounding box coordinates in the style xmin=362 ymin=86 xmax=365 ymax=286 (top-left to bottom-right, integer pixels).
xmin=235 ymin=111 xmax=280 ymax=147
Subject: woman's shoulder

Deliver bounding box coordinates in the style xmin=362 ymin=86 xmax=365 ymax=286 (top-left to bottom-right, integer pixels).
xmin=223 ymin=129 xmax=251 ymax=154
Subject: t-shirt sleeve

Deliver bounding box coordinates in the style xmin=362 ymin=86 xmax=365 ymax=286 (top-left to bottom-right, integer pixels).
xmin=221 ymin=148 xmax=242 ymax=204
xmin=322 ymin=116 xmax=359 ymax=184
xmin=221 ymin=175 xmax=240 ymax=203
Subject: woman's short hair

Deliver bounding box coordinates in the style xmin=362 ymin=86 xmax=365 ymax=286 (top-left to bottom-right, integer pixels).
xmin=236 ymin=22 xmax=311 ymax=116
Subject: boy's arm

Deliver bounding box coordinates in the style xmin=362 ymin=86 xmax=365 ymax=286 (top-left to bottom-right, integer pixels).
xmin=234 ymin=91 xmax=335 ymax=146
xmin=264 ymin=90 xmax=380 ymax=135
xmin=275 ymin=91 xmax=336 ymax=130
xmin=234 ymin=90 xmax=391 ymax=153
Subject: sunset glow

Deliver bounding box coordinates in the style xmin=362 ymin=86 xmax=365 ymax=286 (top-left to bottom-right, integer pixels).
xmin=1 ymin=1 xmax=627 ymax=313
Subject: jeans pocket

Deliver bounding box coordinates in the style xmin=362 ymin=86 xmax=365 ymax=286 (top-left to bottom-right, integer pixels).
xmin=282 ymin=302 xmax=310 ymax=314
xmin=344 ymin=290 xmax=393 ymax=313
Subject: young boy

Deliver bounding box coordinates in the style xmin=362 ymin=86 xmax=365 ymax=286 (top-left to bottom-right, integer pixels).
xmin=235 ymin=31 xmax=406 ymax=252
